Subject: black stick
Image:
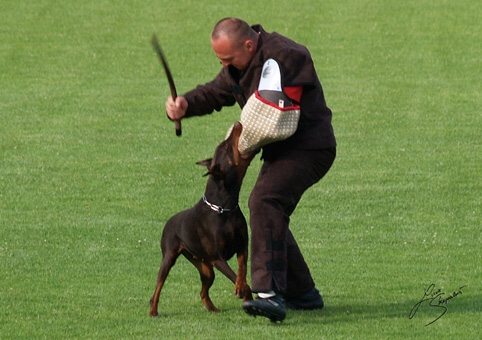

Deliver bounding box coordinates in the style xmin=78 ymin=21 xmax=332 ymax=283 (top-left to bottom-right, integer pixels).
xmin=151 ymin=33 xmax=182 ymax=136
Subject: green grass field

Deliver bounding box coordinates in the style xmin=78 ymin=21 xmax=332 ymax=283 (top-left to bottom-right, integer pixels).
xmin=1 ymin=0 xmax=480 ymax=339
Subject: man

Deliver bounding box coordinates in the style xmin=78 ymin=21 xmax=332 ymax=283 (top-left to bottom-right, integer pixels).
xmin=165 ymin=17 xmax=336 ymax=322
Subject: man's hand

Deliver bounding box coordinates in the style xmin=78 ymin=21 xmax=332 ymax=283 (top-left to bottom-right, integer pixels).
xmin=165 ymin=96 xmax=188 ymax=120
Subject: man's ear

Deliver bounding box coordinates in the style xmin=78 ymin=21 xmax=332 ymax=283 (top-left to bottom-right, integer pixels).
xmin=245 ymin=39 xmax=254 ymax=52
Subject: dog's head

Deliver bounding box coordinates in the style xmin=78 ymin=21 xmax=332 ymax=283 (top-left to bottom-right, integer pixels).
xmin=197 ymin=122 xmax=256 ymax=188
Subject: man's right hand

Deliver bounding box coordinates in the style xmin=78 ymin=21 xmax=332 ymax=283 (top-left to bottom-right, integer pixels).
xmin=165 ymin=96 xmax=188 ymax=121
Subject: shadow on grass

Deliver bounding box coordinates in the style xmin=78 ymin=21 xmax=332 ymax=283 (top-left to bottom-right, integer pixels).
xmin=286 ymin=293 xmax=481 ymax=325
xmin=146 ymin=290 xmax=481 ymax=327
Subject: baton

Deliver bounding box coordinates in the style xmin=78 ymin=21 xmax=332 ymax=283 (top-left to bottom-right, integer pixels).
xmin=151 ymin=33 xmax=182 ymax=136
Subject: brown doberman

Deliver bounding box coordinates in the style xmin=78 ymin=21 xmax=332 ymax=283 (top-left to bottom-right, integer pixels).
xmin=150 ymin=122 xmax=254 ymax=316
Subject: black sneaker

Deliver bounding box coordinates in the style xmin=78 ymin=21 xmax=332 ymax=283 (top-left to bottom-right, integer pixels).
xmin=285 ymin=288 xmax=324 ymax=310
xmin=242 ymin=295 xmax=286 ymax=322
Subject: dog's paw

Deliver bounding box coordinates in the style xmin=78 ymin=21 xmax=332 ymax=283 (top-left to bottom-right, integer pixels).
xmin=235 ymin=285 xmax=253 ymax=300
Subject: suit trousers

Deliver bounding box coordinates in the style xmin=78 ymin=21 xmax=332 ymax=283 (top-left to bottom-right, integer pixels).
xmin=248 ymin=146 xmax=336 ymax=298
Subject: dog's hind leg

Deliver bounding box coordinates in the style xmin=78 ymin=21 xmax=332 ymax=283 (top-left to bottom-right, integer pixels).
xmin=149 ymin=247 xmax=181 ymax=317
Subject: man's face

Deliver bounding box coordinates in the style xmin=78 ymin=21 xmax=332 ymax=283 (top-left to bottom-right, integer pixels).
xmin=211 ymin=35 xmax=255 ymax=71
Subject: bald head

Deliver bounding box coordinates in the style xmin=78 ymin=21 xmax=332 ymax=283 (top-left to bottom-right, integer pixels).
xmin=212 ymin=17 xmax=258 ymax=48
xmin=210 ymin=18 xmax=259 ymax=70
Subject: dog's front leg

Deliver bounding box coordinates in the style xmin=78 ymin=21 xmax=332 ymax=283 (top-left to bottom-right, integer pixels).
xmin=212 ymin=259 xmax=251 ymax=300
xmin=235 ymin=251 xmax=253 ymax=301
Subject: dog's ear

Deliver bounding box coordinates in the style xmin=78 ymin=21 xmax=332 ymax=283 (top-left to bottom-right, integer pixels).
xmin=196 ymin=159 xmax=223 ymax=178
xmin=197 ymin=158 xmax=214 ymax=177
xmin=196 ymin=158 xmax=212 ymax=168
xmin=208 ymin=164 xmax=223 ymax=178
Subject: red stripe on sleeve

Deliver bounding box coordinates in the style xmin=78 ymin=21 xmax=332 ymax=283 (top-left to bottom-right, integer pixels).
xmin=284 ymin=86 xmax=303 ymax=103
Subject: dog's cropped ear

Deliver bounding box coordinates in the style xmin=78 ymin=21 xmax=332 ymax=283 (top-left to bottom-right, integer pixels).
xmin=196 ymin=159 xmax=223 ymax=177
xmin=196 ymin=158 xmax=214 ymax=177
xmin=208 ymin=164 xmax=223 ymax=178
xmin=196 ymin=158 xmax=212 ymax=169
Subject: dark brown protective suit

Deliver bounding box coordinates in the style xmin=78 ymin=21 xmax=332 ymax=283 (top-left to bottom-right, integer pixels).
xmin=183 ymin=24 xmax=336 ymax=298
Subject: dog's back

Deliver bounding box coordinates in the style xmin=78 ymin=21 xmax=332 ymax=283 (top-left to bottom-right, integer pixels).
xmin=162 ymin=202 xmax=248 ymax=263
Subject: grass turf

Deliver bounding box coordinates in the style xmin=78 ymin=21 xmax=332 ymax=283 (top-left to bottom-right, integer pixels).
xmin=1 ymin=0 xmax=480 ymax=339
